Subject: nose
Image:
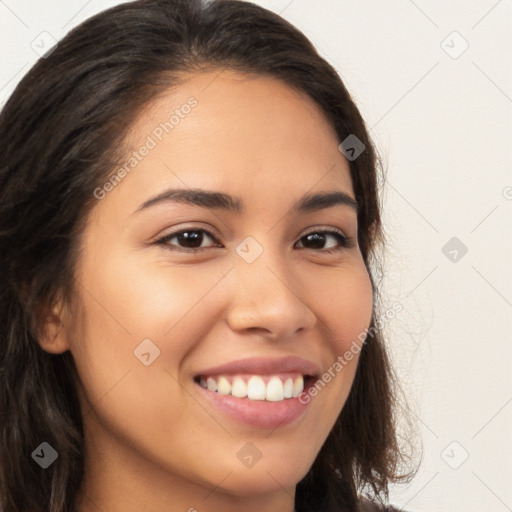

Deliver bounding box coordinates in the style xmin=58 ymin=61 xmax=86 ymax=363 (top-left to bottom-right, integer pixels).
xmin=225 ymin=249 xmax=317 ymax=341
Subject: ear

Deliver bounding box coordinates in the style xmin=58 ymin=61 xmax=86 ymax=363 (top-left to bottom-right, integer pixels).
xmin=35 ymin=292 xmax=72 ymax=354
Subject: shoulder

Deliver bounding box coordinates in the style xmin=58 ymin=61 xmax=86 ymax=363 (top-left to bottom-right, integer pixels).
xmin=358 ymin=497 xmax=407 ymax=512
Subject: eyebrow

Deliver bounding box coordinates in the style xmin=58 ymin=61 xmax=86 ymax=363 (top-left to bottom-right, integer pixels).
xmin=132 ymin=188 xmax=359 ymax=215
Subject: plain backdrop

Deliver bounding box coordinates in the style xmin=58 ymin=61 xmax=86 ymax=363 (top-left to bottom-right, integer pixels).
xmin=1 ymin=1 xmax=511 ymax=511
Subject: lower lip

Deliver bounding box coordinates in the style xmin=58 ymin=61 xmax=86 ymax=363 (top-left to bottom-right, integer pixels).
xmin=194 ymin=378 xmax=314 ymax=429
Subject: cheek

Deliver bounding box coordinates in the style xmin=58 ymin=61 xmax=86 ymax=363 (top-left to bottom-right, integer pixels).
xmin=304 ymin=263 xmax=373 ymax=410
xmin=69 ymin=253 xmax=226 ymax=414
xmin=77 ymin=245 xmax=222 ymax=346
xmin=312 ymin=262 xmax=374 ymax=352
xmin=68 ymin=259 xmax=216 ymax=468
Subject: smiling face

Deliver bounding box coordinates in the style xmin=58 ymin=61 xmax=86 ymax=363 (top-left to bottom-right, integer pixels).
xmin=43 ymin=70 xmax=374 ymax=511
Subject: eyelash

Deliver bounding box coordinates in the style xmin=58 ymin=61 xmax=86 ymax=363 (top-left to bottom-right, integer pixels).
xmin=155 ymin=227 xmax=355 ymax=254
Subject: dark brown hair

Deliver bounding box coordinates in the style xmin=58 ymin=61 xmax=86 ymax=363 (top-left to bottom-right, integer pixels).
xmin=0 ymin=1 xmax=418 ymax=511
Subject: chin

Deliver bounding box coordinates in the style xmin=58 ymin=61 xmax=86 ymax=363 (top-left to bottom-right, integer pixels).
xmin=214 ymin=454 xmax=313 ymax=496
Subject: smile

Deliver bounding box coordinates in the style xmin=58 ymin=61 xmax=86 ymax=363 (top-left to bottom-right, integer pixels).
xmin=196 ymin=373 xmax=306 ymax=401
xmin=193 ymin=373 xmax=318 ymax=429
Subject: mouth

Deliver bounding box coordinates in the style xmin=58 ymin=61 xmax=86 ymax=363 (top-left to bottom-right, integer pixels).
xmin=193 ymin=373 xmax=317 ymax=402
xmin=192 ymin=372 xmax=319 ymax=429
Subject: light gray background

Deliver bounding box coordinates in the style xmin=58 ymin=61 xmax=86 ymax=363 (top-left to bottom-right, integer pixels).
xmin=1 ymin=1 xmax=511 ymax=511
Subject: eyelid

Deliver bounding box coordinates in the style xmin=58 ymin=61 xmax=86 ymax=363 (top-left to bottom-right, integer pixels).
xmin=301 ymin=226 xmax=347 ymax=237
xmin=154 ymin=223 xmax=220 ymax=241
xmin=153 ymin=225 xmax=221 ymax=249
xmin=155 ymin=224 xmax=348 ymax=240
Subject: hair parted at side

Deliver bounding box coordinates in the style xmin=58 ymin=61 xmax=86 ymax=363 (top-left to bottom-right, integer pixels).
xmin=0 ymin=1 xmax=418 ymax=511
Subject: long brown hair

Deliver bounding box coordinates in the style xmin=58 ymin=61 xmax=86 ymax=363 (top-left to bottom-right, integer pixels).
xmin=0 ymin=1 xmax=418 ymax=511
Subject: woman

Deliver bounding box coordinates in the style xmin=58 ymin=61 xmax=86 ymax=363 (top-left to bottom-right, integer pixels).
xmin=0 ymin=0 xmax=417 ymax=511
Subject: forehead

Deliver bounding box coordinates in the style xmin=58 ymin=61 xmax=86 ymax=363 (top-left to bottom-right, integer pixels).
xmin=100 ymin=70 xmax=354 ymax=216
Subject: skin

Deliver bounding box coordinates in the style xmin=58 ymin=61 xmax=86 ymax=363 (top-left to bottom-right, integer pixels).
xmin=40 ymin=70 xmax=374 ymax=512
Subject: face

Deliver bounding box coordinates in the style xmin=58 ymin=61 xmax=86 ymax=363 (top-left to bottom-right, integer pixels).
xmin=44 ymin=70 xmax=374 ymax=510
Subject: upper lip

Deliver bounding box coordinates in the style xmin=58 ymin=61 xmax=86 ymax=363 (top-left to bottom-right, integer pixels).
xmin=194 ymin=356 xmax=321 ymax=377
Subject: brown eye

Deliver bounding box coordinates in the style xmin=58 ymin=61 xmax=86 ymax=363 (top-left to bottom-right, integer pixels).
xmin=156 ymin=228 xmax=220 ymax=252
xmin=295 ymin=230 xmax=354 ymax=253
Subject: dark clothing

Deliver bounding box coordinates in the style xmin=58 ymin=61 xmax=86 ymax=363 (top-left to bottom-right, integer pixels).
xmin=359 ymin=498 xmax=406 ymax=512
xmin=296 ymin=498 xmax=406 ymax=511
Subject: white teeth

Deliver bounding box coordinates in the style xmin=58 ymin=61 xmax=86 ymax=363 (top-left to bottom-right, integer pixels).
xmin=217 ymin=376 xmax=231 ymax=395
xmin=283 ymin=377 xmax=293 ymax=398
xmin=206 ymin=377 xmax=217 ymax=392
xmin=247 ymin=376 xmax=266 ymax=400
xmin=231 ymin=377 xmax=248 ymax=398
xmin=198 ymin=374 xmax=305 ymax=401
xmin=292 ymin=376 xmax=303 ymax=397
xmin=266 ymin=376 xmax=284 ymax=401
